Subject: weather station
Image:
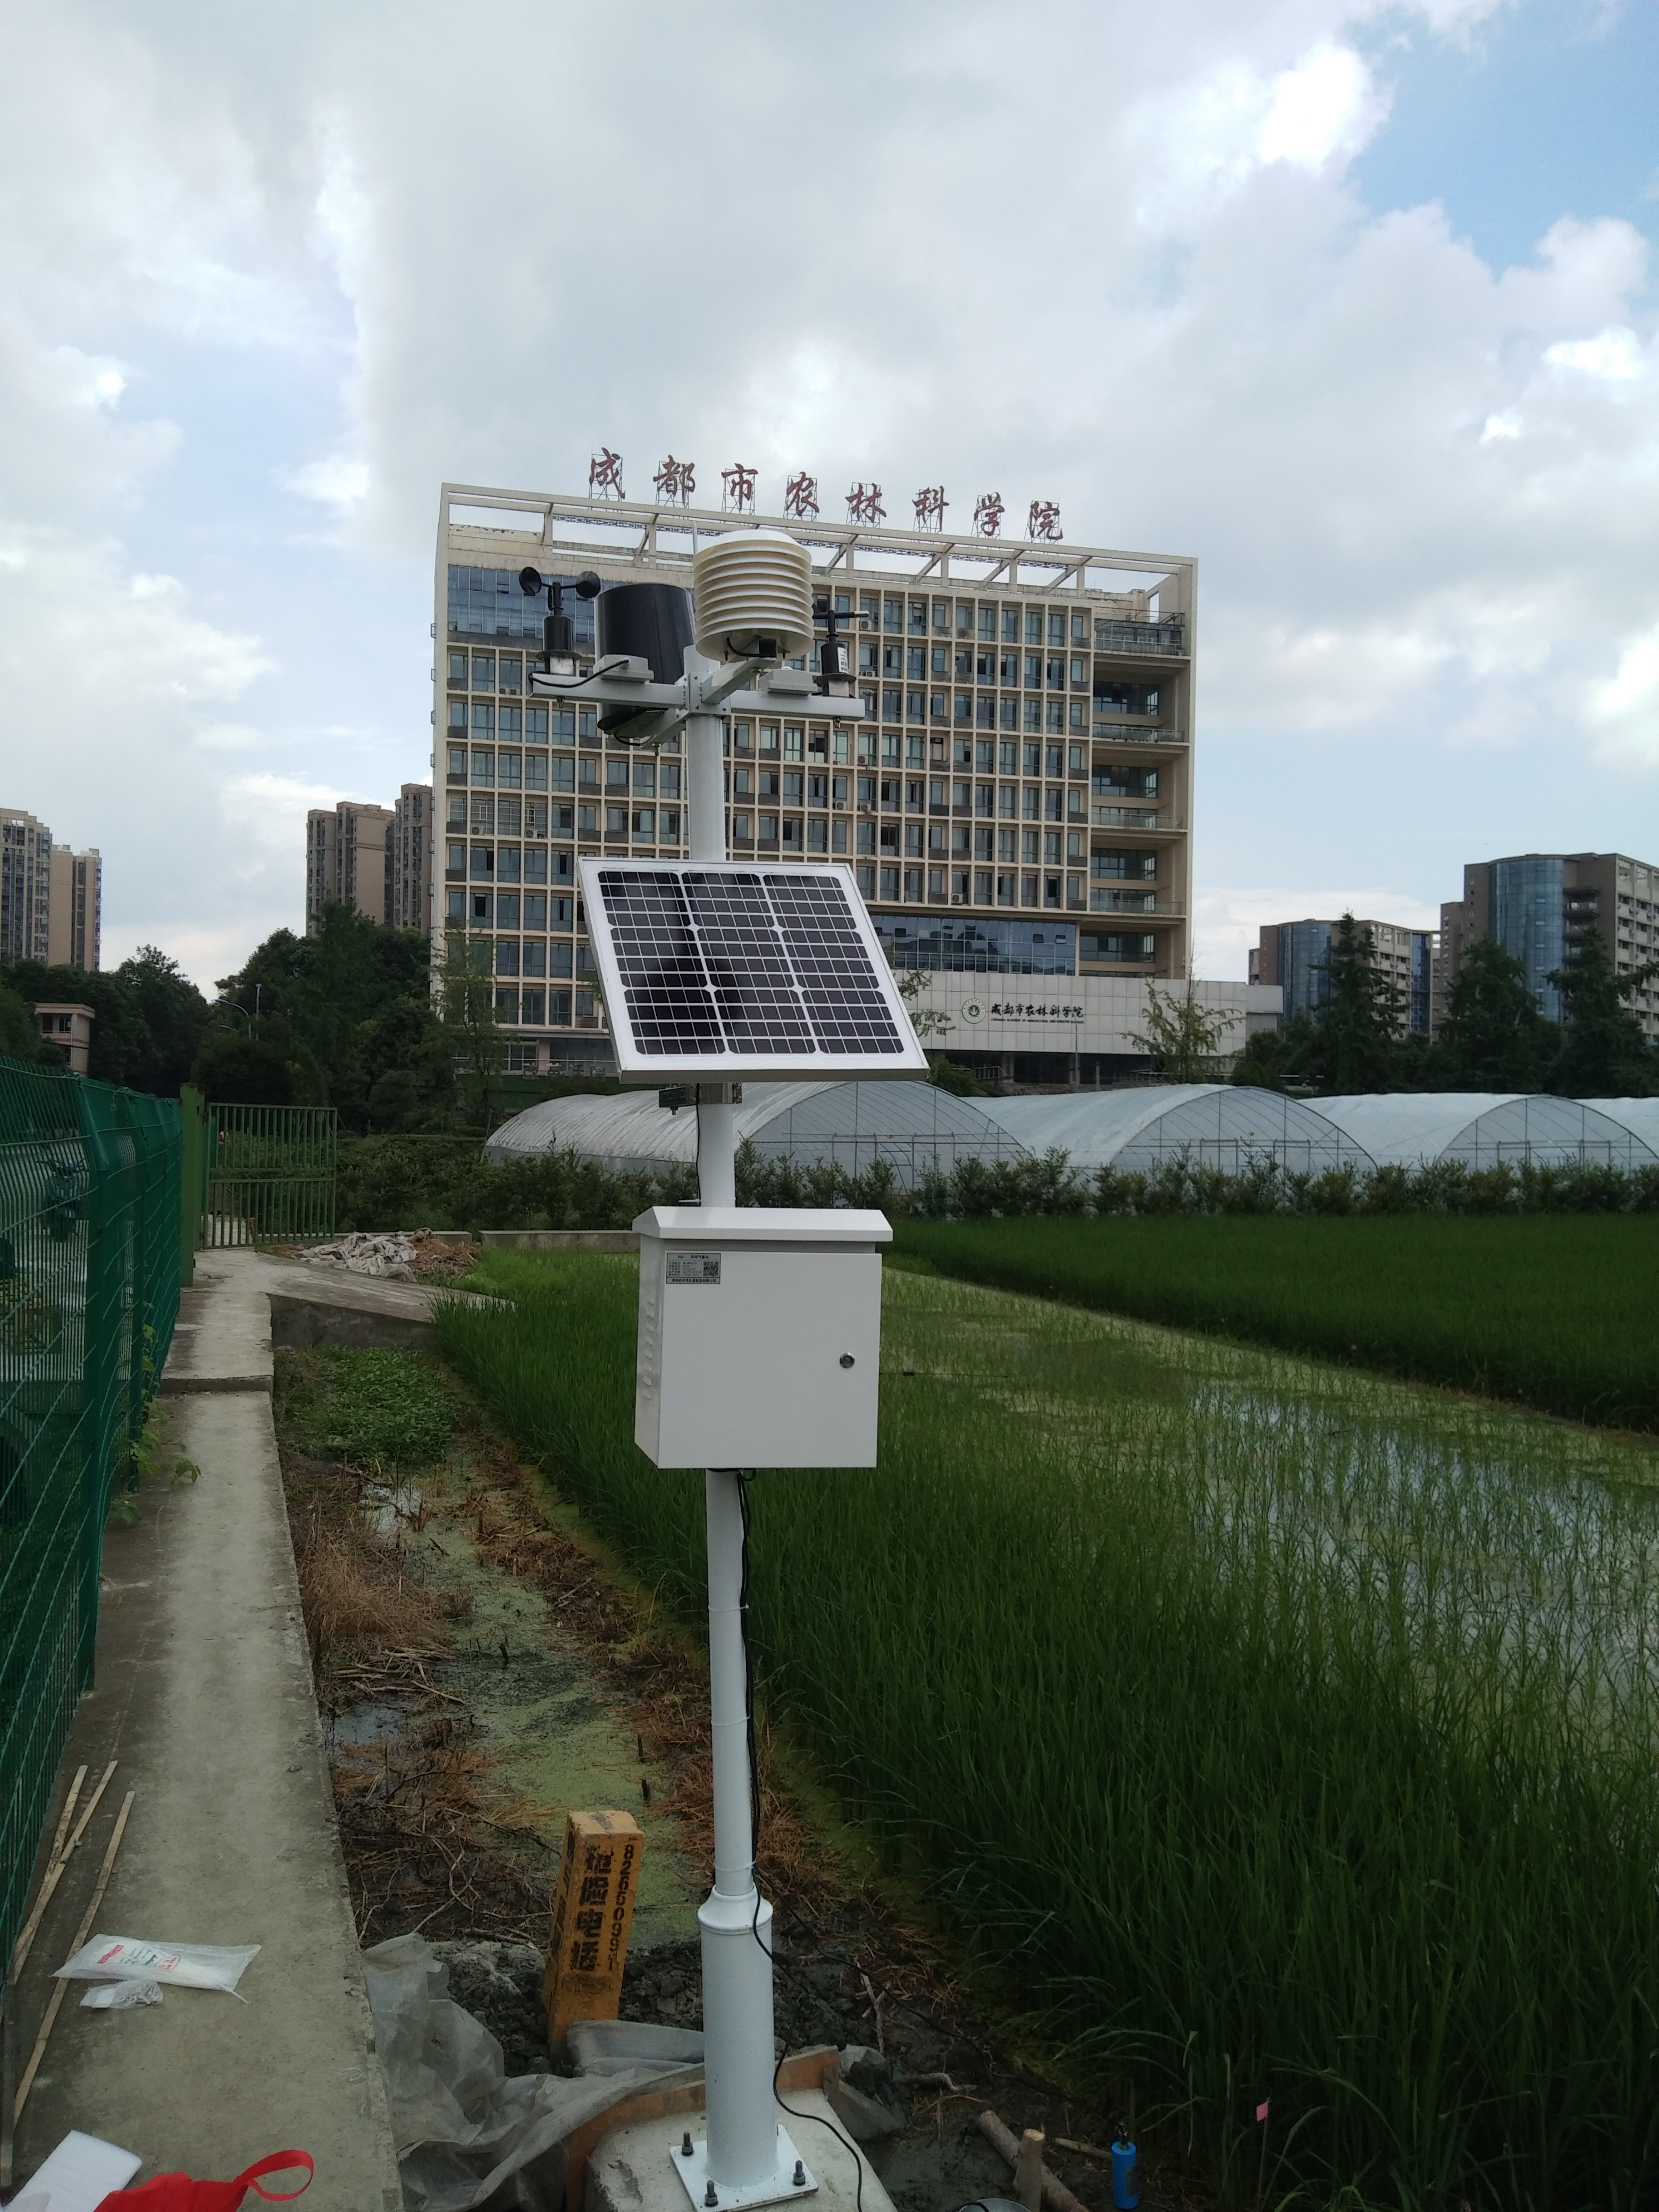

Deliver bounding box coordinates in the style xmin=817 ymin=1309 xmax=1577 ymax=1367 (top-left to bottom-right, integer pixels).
xmin=525 ymin=531 xmax=925 ymax=2212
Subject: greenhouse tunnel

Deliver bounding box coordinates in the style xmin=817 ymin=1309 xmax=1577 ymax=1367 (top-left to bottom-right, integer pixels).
xmin=973 ymin=1085 xmax=1377 ymax=1175
xmin=483 ymin=1080 xmax=1025 ymax=1188
xmin=1313 ymin=1093 xmax=1659 ymax=1169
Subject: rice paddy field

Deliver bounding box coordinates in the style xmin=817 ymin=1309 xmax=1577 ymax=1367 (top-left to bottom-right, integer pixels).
xmin=435 ymin=1249 xmax=1659 ymax=2210
xmin=894 ymin=1214 xmax=1659 ymax=1431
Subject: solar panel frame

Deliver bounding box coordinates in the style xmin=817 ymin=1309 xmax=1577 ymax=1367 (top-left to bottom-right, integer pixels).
xmin=579 ymin=858 xmax=931 ymax=1080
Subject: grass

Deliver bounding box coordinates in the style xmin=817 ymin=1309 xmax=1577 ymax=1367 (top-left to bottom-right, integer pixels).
xmin=893 ymin=1212 xmax=1659 ymax=1431
xmin=434 ymin=1249 xmax=1659 ymax=2209
xmin=272 ymin=1344 xmax=454 ymax=1470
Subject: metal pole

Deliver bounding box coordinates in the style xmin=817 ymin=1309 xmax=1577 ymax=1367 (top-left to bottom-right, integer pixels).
xmin=684 ymin=648 xmax=780 ymax=2194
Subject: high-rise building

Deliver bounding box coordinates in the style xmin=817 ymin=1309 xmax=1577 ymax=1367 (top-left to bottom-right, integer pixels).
xmin=390 ymin=784 xmax=433 ymax=932
xmin=1438 ymin=852 xmax=1659 ymax=1040
xmin=47 ymin=846 xmax=101 ymax=969
xmin=434 ymin=483 xmax=1198 ymax=1074
xmin=1250 ymin=917 xmax=1435 ymax=1035
xmin=305 ymin=800 xmax=393 ymax=932
xmin=1 ymin=807 xmax=54 ymax=962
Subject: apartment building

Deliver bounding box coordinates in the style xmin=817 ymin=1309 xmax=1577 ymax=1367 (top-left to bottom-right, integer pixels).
xmin=1 ymin=808 xmax=54 ymax=962
xmin=1438 ymin=851 xmax=1659 ymax=1040
xmin=434 ymin=483 xmax=1196 ymax=1071
xmin=391 ymin=784 xmax=432 ymax=932
xmin=1251 ymin=917 xmax=1434 ymax=1035
xmin=305 ymin=800 xmax=394 ymax=932
xmin=47 ymin=846 xmax=101 ymax=970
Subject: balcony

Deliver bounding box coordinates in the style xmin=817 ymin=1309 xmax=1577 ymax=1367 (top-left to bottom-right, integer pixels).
xmin=1090 ymin=807 xmax=1185 ymax=832
xmin=1093 ymin=720 xmax=1187 ymax=745
xmin=1087 ymin=890 xmax=1184 ymax=915
xmin=1094 ymin=620 xmax=1188 ymax=657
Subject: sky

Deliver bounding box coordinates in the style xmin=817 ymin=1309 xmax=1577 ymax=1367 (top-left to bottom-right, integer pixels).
xmin=2 ymin=0 xmax=1656 ymax=986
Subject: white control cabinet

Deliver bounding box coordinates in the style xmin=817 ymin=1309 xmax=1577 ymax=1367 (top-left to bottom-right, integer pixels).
xmin=634 ymin=1206 xmax=892 ymax=1469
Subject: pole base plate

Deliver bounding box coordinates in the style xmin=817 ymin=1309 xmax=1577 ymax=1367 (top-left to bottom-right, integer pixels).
xmin=670 ymin=2125 xmax=816 ymax=2211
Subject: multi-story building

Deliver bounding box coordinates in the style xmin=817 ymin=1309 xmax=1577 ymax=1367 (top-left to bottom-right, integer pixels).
xmin=1250 ymin=917 xmax=1434 ymax=1035
xmin=47 ymin=847 xmax=101 ymax=969
xmin=1438 ymin=852 xmax=1659 ymax=1041
xmin=305 ymin=800 xmax=393 ymax=933
xmin=391 ymin=784 xmax=432 ymax=932
xmin=433 ymin=483 xmax=1199 ymax=1074
xmin=1 ymin=807 xmax=54 ymax=962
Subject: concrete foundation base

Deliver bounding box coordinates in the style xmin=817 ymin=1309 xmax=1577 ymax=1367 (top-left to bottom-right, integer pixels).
xmin=588 ymin=2093 xmax=896 ymax=2212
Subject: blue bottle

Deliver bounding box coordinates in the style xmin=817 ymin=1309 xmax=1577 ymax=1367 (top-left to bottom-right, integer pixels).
xmin=1111 ymin=2138 xmax=1138 ymax=2210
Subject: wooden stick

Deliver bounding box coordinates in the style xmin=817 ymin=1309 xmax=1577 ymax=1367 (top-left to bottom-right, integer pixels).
xmin=1014 ymin=2127 xmax=1046 ymax=2212
xmin=7 ymin=1764 xmax=116 ymax=1983
xmin=978 ymin=2108 xmax=1093 ymax=2212
xmin=12 ymin=1790 xmax=135 ymax=2123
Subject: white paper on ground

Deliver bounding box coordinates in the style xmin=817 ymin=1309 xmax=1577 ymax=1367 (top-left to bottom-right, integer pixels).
xmin=53 ymin=1934 xmax=259 ymax=1994
xmin=80 ymin=1975 xmax=163 ymax=2008
xmin=12 ymin=2128 xmax=141 ymax=2211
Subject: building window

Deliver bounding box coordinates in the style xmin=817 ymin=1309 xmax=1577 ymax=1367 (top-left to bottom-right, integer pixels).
xmin=904 ymin=868 xmax=924 ymax=899
xmin=1023 ymin=698 xmax=1043 ymax=732
xmin=733 ymin=812 xmax=753 ymax=842
xmin=471 ymin=749 xmax=493 ymax=784
xmin=928 ymin=868 xmax=946 ymax=899
xmin=879 ymin=865 xmax=900 ymax=899
xmin=606 ymin=806 xmax=628 ymax=834
xmin=633 ymin=808 xmax=655 ymax=838
xmin=759 ymin=815 xmax=778 ymax=842
xmin=808 ymin=819 xmax=827 ymax=851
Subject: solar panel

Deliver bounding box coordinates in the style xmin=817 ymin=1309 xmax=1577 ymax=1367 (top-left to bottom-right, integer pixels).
xmin=579 ymin=860 xmax=931 ymax=1079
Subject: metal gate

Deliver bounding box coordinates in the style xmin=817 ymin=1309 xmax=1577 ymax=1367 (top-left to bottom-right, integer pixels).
xmin=203 ymin=1103 xmax=338 ymax=1247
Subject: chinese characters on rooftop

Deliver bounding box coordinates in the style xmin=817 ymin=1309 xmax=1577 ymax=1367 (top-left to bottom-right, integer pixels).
xmin=591 ymin=452 xmax=1061 ymax=539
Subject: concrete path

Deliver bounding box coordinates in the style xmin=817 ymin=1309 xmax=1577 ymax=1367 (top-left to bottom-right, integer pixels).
xmin=12 ymin=1253 xmax=405 ymax=2208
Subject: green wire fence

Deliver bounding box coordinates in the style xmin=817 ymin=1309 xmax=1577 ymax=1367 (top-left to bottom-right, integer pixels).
xmin=203 ymin=1103 xmax=337 ymax=1247
xmin=0 ymin=1055 xmax=181 ymax=1982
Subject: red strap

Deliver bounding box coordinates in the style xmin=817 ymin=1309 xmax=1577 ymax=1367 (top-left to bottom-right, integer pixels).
xmin=238 ymin=2152 xmax=314 ymax=2202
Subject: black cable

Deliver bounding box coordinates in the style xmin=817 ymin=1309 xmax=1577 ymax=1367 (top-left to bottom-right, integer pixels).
xmin=734 ymin=1473 xmax=865 ymax=2212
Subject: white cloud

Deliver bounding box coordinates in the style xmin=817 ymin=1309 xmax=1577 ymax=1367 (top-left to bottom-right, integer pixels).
xmin=1588 ymin=620 xmax=1659 ymax=764
xmin=0 ymin=0 xmax=1653 ymax=985
xmin=286 ymin=454 xmax=370 ymax=507
xmin=1543 ymin=326 xmax=1646 ymax=380
xmin=1258 ymin=45 xmax=1386 ymax=168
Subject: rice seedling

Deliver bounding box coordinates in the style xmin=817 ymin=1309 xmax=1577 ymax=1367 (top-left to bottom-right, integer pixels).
xmin=435 ymin=1251 xmax=1659 ymax=2208
xmin=894 ymin=1213 xmax=1659 ymax=1430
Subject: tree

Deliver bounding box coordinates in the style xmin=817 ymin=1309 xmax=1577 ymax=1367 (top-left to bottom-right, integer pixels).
xmin=1319 ymin=913 xmax=1406 ymax=1093
xmin=215 ymin=903 xmax=453 ymax=1128
xmin=0 ymin=981 xmax=53 ymax=1065
xmin=1129 ymin=981 xmax=1232 ymax=1083
xmin=1547 ymin=926 xmax=1658 ymax=1097
xmin=1434 ymin=938 xmax=1554 ymax=1091
xmin=189 ymin=1032 xmax=298 ymax=1105
xmin=441 ymin=942 xmax=502 ymax=1120
xmin=0 ymin=950 xmax=210 ymax=1092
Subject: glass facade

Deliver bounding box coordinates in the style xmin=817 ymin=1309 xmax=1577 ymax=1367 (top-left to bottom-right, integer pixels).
xmin=1491 ymin=854 xmax=1565 ymax=1020
xmin=874 ymin=915 xmax=1077 ymax=975
xmin=447 ymin=566 xmax=599 ymax=647
xmin=1276 ymin=921 xmax=1335 ymax=1023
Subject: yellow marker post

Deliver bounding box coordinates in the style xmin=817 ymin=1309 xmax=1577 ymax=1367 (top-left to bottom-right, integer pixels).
xmin=543 ymin=1809 xmax=644 ymax=2041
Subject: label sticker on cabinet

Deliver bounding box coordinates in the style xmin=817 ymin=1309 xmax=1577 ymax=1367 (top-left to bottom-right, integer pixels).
xmin=666 ymin=1251 xmax=722 ymax=1285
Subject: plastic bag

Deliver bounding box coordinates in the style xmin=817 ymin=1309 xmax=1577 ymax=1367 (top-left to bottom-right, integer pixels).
xmin=91 ymin=2148 xmax=311 ymax=2208
xmin=81 ymin=1978 xmax=163 ymax=2010
xmin=54 ymin=1937 xmax=259 ymax=1996
xmin=361 ymin=1933 xmax=701 ymax=2212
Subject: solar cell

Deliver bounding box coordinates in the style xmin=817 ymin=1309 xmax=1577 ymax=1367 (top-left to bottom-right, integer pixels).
xmin=581 ymin=860 xmax=928 ymax=1078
